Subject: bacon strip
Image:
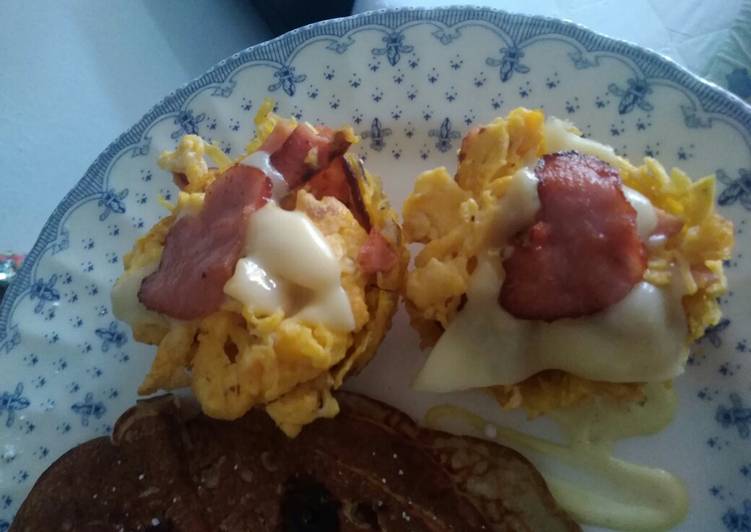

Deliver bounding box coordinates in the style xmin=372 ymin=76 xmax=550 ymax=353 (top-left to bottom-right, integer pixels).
xmin=139 ymin=166 xmax=271 ymax=320
xmin=500 ymin=152 xmax=646 ymax=321
xmin=691 ymin=265 xmax=719 ymax=289
xmin=358 ymin=228 xmax=398 ymax=275
xmin=173 ymin=172 xmax=190 ymax=190
xmin=258 ymin=119 xmax=296 ymax=153
xmin=270 ymin=123 xmax=352 ymax=189
xmin=305 ymin=157 xmax=371 ymax=231
xmin=651 ymin=208 xmax=684 ymax=240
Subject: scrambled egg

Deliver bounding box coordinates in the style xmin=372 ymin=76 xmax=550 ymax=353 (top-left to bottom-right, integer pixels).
xmin=121 ymin=100 xmax=407 ymax=436
xmin=403 ymin=108 xmax=734 ymax=416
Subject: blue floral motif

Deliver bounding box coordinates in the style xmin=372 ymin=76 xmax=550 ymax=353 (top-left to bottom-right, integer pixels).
xmin=717 ymin=169 xmax=751 ymax=211
xmin=486 ymin=46 xmax=530 ymax=83
xmin=681 ymin=104 xmax=713 ymax=129
xmin=545 ymin=72 xmax=560 ymax=89
xmin=94 ymin=321 xmax=127 ymax=353
xmin=723 ymin=499 xmax=751 ymax=531
xmin=171 ymin=110 xmax=206 ymax=139
xmin=429 ymin=118 xmax=461 ymax=152
xmin=70 ymin=392 xmax=106 ymax=427
xmin=51 ymin=227 xmax=69 ymax=254
xmin=568 ymin=50 xmax=600 ymax=69
xmin=565 ymin=97 xmax=580 ymax=114
xmin=1 ymin=384 xmax=30 ymax=428
xmin=268 ymin=65 xmax=306 ymax=97
xmin=360 ymin=118 xmax=392 ymax=151
xmin=0 ymin=325 xmax=20 ymax=354
xmin=0 ymin=519 xmax=8 ymax=532
xmin=717 ymin=393 xmax=751 ymax=439
xmin=608 ymin=78 xmax=654 ymax=114
xmin=129 ymin=135 xmax=151 ymax=157
xmin=326 ymin=36 xmax=355 ymax=54
xmin=431 ymin=27 xmax=461 ymax=45
xmin=210 ymin=79 xmax=236 ymax=98
xmin=727 ymin=68 xmax=751 ymax=100
xmin=700 ymin=318 xmax=731 ymax=348
xmin=97 ymin=188 xmax=128 ymax=221
xmin=372 ymin=32 xmax=413 ymax=66
xmin=42 ymin=307 xmax=54 ymax=321
xmin=29 ymin=275 xmax=59 ymax=314
xmin=33 ymin=446 xmax=49 ymax=460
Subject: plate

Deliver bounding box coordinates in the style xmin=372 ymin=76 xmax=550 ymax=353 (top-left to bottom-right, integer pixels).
xmin=1 ymin=7 xmax=749 ymax=531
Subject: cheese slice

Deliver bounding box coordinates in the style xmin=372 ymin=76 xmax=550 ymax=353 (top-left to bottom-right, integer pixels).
xmin=414 ymin=258 xmax=689 ymax=392
xmin=224 ymin=202 xmax=354 ymax=332
xmin=414 ymin=122 xmax=687 ymax=392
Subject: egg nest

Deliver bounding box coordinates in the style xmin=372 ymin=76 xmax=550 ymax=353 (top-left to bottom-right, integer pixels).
xmin=402 ymin=108 xmax=734 ymax=416
xmin=121 ymin=100 xmax=407 ymax=436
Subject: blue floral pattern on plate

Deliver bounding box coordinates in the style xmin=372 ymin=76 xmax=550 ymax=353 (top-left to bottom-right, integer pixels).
xmin=0 ymin=7 xmax=749 ymax=530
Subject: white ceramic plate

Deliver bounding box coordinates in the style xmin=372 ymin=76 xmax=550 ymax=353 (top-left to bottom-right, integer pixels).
xmin=1 ymin=7 xmax=749 ymax=531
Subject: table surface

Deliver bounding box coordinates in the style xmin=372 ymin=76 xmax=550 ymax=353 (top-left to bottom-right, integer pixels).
xmin=0 ymin=0 xmax=272 ymax=252
xmin=1 ymin=0 xmax=748 ymax=252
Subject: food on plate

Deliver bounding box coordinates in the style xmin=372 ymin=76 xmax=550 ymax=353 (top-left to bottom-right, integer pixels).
xmin=10 ymin=393 xmax=580 ymax=532
xmin=111 ymin=100 xmax=407 ymax=436
xmin=403 ymin=108 xmax=734 ymax=415
xmin=425 ymin=382 xmax=688 ymax=531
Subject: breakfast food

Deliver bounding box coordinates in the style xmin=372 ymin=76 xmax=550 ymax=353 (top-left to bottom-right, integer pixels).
xmin=112 ymin=100 xmax=407 ymax=436
xmin=403 ymin=108 xmax=734 ymax=414
xmin=10 ymin=393 xmax=580 ymax=531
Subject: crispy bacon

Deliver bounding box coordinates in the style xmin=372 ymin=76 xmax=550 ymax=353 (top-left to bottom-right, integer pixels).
xmin=305 ymin=157 xmax=371 ymax=231
xmin=500 ymin=152 xmax=646 ymax=321
xmin=139 ymin=165 xmax=271 ymax=320
xmin=270 ymin=123 xmax=352 ymax=188
xmin=173 ymin=172 xmax=189 ymax=190
xmin=691 ymin=265 xmax=719 ymax=289
xmin=258 ymin=120 xmax=296 ymax=154
xmin=358 ymin=228 xmax=398 ymax=275
xmin=651 ymin=208 xmax=684 ymax=240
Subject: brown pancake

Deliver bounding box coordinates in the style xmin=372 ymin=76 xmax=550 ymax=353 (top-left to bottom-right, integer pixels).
xmin=11 ymin=393 xmax=579 ymax=531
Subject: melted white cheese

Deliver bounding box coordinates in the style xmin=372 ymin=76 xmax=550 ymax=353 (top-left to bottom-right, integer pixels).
xmin=544 ymin=117 xmax=623 ymax=167
xmin=488 ymin=167 xmax=540 ymax=247
xmin=426 ymin=383 xmax=688 ymax=531
xmin=239 ymin=151 xmax=288 ymax=200
xmin=224 ymin=202 xmax=354 ymax=332
xmin=414 ymin=258 xmax=688 ymax=391
xmin=112 ymin=262 xmax=169 ymax=330
xmin=622 ymin=186 xmax=657 ymax=239
xmin=416 ymin=119 xmax=689 ymax=531
xmin=414 ymin=151 xmax=687 ymax=392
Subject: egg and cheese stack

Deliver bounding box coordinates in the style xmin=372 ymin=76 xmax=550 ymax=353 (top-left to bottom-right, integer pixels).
xmin=112 ymin=101 xmax=407 ymax=436
xmin=403 ymin=108 xmax=734 ymax=415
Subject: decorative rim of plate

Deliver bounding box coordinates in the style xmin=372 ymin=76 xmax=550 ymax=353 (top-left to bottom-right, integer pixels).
xmin=1 ymin=4 xmax=749 ymax=374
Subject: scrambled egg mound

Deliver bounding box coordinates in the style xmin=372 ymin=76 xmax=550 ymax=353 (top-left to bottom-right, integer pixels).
xmin=403 ymin=108 xmax=734 ymax=416
xmin=122 ymin=100 xmax=407 ymax=436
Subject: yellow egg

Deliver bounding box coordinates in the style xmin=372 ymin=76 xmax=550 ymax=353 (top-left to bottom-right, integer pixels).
xmin=116 ymin=101 xmax=407 ymax=437
xmin=403 ymin=107 xmax=734 ymax=415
